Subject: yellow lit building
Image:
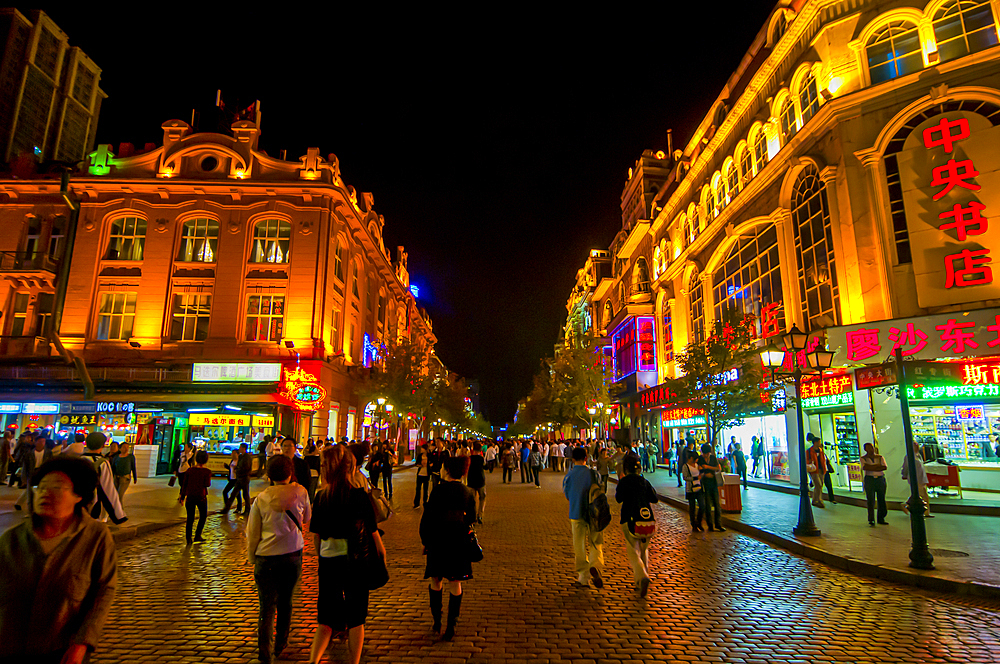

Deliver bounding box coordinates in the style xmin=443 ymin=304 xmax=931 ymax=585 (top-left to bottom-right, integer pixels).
xmin=591 ymin=0 xmax=1000 ymax=503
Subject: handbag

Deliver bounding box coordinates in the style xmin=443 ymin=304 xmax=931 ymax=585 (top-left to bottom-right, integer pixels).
xmin=467 ymin=527 xmax=484 ymax=563
xmin=349 ymin=517 xmax=389 ymax=590
xmin=368 ymin=477 xmax=393 ymax=523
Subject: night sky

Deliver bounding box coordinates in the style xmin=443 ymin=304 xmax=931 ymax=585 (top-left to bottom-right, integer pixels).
xmin=44 ymin=4 xmax=776 ymax=423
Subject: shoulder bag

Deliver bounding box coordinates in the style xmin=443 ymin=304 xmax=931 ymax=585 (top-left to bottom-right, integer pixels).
xmin=368 ymin=477 xmax=393 ymax=523
xmin=467 ymin=526 xmax=484 ymax=563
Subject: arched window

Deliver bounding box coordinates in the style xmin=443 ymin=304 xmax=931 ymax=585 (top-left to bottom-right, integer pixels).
xmin=351 ymin=262 xmax=360 ymax=299
xmin=334 ymin=241 xmax=345 ymax=281
xmin=738 ymin=144 xmax=753 ymax=185
xmin=712 ymin=223 xmax=784 ymax=336
xmin=701 ymin=186 xmax=714 ymax=224
xmin=933 ymin=0 xmax=999 ymax=64
xmin=105 ymin=216 xmax=146 ymax=261
xmin=752 ymin=129 xmax=768 ymax=174
xmin=799 ymin=72 xmax=820 ymax=124
xmin=632 ymin=258 xmax=651 ymax=295
xmin=770 ymin=11 xmax=787 ymax=45
xmin=177 ymin=218 xmax=219 ymax=262
xmin=712 ymin=174 xmax=725 ymax=215
xmin=660 ymin=238 xmax=670 ymax=269
xmin=603 ymin=300 xmax=613 ymax=328
xmin=792 ymin=165 xmax=840 ymax=328
xmin=866 ymin=20 xmax=923 ymax=84
xmin=780 ymin=97 xmax=798 ymax=140
xmin=250 ymin=219 xmax=291 ymax=263
xmin=689 ymin=275 xmax=705 ymax=344
xmin=725 ymin=162 xmax=740 ymax=202
xmin=652 ymin=246 xmax=662 ymax=279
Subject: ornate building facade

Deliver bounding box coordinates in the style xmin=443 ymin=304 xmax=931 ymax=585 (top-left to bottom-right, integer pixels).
xmin=586 ymin=0 xmax=1000 ymax=501
xmin=0 ymin=119 xmax=434 ymax=475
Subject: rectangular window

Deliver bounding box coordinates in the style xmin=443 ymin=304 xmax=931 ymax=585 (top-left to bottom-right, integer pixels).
xmin=36 ymin=293 xmax=53 ymax=336
xmin=10 ymin=293 xmax=29 ymax=336
xmin=662 ymin=311 xmax=673 ymax=364
xmin=105 ymin=217 xmax=146 ymax=261
xmin=348 ymin=322 xmax=356 ymax=361
xmin=245 ymin=294 xmax=284 ymax=342
xmin=330 ymin=307 xmax=342 ymax=351
xmin=171 ymin=294 xmax=211 ymax=341
xmin=96 ymin=292 xmax=137 ymax=341
xmin=334 ymin=244 xmax=344 ymax=281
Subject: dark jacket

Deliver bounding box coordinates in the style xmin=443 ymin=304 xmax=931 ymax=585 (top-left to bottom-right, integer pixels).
xmin=615 ymin=472 xmax=659 ymax=524
xmin=420 ymin=480 xmax=477 ymax=581
xmin=467 ymin=455 xmax=486 ymax=489
xmin=235 ymin=452 xmax=253 ymax=481
xmin=293 ymin=455 xmax=312 ymax=490
xmin=0 ymin=513 xmax=117 ymax=658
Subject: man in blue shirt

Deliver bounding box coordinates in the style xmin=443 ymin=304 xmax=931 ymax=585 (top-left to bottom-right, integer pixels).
xmin=563 ymin=446 xmax=604 ymax=588
xmin=520 ymin=442 xmax=531 ymax=483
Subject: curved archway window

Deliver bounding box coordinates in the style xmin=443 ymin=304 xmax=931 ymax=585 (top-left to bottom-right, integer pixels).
xmin=799 ymin=72 xmax=821 ymax=124
xmin=771 ymin=12 xmax=787 ymax=45
xmin=780 ymin=98 xmax=798 ymax=140
xmin=632 ymin=258 xmax=651 ymax=295
xmin=792 ymin=165 xmax=840 ymax=328
xmin=726 ymin=163 xmax=740 ymax=201
xmin=866 ymin=21 xmax=923 ymax=84
xmin=752 ymin=130 xmax=768 ymax=174
xmin=351 ymin=262 xmax=360 ymax=300
xmin=603 ymin=300 xmax=613 ymax=329
xmin=739 ymin=146 xmax=753 ymax=185
xmin=687 ymin=208 xmax=700 ymax=246
xmin=653 ymin=246 xmax=662 ymax=279
xmin=702 ymin=187 xmax=715 ymax=223
xmin=251 ymin=219 xmax=291 ymax=263
xmin=712 ymin=178 xmax=725 ymax=215
xmin=712 ymin=223 xmax=784 ymax=336
xmin=690 ymin=277 xmax=705 ymax=344
xmin=933 ymin=0 xmax=999 ymax=64
xmin=105 ymin=217 xmax=146 ymax=261
xmin=178 ymin=218 xmax=219 ymax=263
xmin=334 ymin=242 xmax=345 ymax=281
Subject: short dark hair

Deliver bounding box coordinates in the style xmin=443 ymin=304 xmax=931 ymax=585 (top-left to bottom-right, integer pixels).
xmin=572 ymin=447 xmax=587 ymax=461
xmin=623 ymin=453 xmax=641 ymax=474
xmin=32 ymin=456 xmax=98 ymax=514
xmin=701 ymin=443 xmax=713 ymax=453
xmin=239 ymin=443 xmax=248 ymax=451
xmin=267 ymin=454 xmax=293 ymax=482
xmin=85 ymin=431 xmax=107 ymax=450
xmin=74 ymin=433 xmax=86 ymax=443
xmin=443 ymin=455 xmax=469 ymax=479
xmin=195 ymin=450 xmax=209 ymax=465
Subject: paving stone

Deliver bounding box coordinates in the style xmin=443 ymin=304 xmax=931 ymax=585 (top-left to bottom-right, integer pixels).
xmin=90 ymin=468 xmax=1000 ymax=663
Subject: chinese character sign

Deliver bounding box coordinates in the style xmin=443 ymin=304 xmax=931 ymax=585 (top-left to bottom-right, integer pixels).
xmin=897 ymin=112 xmax=1000 ymax=307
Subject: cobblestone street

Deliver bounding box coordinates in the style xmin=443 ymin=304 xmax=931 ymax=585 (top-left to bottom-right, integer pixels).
xmin=95 ymin=469 xmax=1000 ymax=664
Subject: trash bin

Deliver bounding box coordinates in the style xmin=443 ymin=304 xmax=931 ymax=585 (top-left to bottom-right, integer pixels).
xmin=719 ymin=473 xmax=742 ymax=513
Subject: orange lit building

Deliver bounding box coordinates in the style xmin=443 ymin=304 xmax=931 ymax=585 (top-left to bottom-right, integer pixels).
xmin=583 ymin=0 xmax=1000 ymax=504
xmin=0 ymin=118 xmax=435 ymax=475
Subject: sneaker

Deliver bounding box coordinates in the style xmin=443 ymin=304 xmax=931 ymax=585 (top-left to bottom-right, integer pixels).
xmin=589 ymin=567 xmax=604 ymax=589
xmin=638 ymin=577 xmax=650 ymax=598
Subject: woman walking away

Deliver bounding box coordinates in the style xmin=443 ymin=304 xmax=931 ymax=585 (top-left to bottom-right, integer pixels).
xmin=111 ymin=442 xmax=138 ymax=505
xmin=683 ymin=450 xmax=705 ymax=532
xmin=179 ymin=450 xmax=212 ymax=545
xmin=421 ymin=455 xmax=477 ymax=641
xmin=501 ymin=444 xmax=515 ymax=484
xmin=414 ymin=443 xmax=431 ymax=508
xmin=615 ymin=453 xmax=658 ymax=597
xmin=308 ymin=445 xmax=382 ymax=664
xmin=0 ymin=457 xmax=117 ymax=664
xmin=529 ymin=443 xmax=544 ymax=488
xmin=248 ymin=455 xmax=312 ymax=664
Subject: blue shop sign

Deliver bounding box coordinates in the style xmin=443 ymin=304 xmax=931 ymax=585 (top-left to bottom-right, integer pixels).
xmin=0 ymin=403 xmax=21 ymax=413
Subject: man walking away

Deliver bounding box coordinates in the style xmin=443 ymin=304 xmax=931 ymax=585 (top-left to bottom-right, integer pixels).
xmin=256 ymin=435 xmax=270 ymax=478
xmin=563 ymin=447 xmax=604 ymax=588
xmin=468 ymin=445 xmax=487 ymax=523
xmin=733 ymin=442 xmax=748 ymax=489
xmin=414 ymin=443 xmax=431 ymax=507
xmin=82 ymin=432 xmax=128 ymax=524
xmin=520 ymin=442 xmax=530 ymax=483
xmin=860 ymin=443 xmax=888 ymax=525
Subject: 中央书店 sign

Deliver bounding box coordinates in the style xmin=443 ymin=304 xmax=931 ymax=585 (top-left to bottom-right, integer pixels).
xmin=897 ymin=112 xmax=1000 ymax=307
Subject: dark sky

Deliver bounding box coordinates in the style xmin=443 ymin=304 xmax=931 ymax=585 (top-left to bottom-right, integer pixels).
xmin=44 ymin=4 xmax=776 ymax=423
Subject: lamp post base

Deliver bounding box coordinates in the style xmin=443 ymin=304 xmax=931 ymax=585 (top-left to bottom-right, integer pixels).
xmin=909 ymin=546 xmax=935 ymax=570
xmin=793 ymin=523 xmax=821 ymax=537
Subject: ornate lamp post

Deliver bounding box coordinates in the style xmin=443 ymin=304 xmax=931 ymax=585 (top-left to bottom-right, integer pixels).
xmin=759 ymin=324 xmax=834 ymax=538
xmin=587 ymin=407 xmax=597 ymax=439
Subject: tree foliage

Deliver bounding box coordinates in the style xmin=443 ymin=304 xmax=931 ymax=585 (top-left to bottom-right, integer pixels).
xmin=666 ymin=307 xmax=764 ymax=449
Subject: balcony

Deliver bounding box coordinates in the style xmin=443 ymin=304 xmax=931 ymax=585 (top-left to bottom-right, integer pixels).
xmin=0 ymin=252 xmax=59 ymax=273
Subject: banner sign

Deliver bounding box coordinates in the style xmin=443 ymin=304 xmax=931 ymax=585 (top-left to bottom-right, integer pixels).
xmin=192 ymin=363 xmax=281 ymax=382
xmin=189 ymin=413 xmax=251 ymax=427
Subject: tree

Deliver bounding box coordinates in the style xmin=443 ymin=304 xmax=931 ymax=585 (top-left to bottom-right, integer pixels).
xmin=666 ymin=307 xmax=764 ymax=450
xmin=354 ymin=338 xmax=439 ymax=445
xmin=549 ymin=334 xmax=613 ymax=430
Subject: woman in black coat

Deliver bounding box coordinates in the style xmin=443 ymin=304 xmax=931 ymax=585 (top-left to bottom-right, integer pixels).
xmin=420 ymin=455 xmax=476 ymax=641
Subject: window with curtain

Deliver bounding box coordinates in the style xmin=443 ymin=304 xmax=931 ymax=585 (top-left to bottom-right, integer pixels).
xmin=752 ymin=130 xmax=768 ymax=174
xmin=711 ymin=224 xmax=784 ymax=336
xmin=250 ymin=219 xmax=291 ymax=263
xmin=171 ymin=294 xmax=211 ymax=340
xmin=105 ymin=217 xmax=146 ymax=261
xmin=726 ymin=164 xmax=739 ymax=202
xmin=177 ymin=218 xmax=219 ymax=263
xmin=792 ymin=165 xmax=841 ymax=329
xmin=96 ymin=292 xmax=137 ymax=340
xmin=780 ymin=98 xmax=798 ymax=140
xmin=739 ymin=147 xmax=753 ymax=186
xmin=799 ymin=72 xmax=821 ymax=124
xmin=933 ymin=0 xmax=999 ymax=64
xmin=245 ymin=294 xmax=284 ymax=341
xmin=866 ymin=20 xmax=924 ymax=84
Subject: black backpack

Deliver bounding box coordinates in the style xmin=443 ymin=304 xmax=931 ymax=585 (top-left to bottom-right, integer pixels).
xmin=587 ymin=469 xmax=612 ymax=532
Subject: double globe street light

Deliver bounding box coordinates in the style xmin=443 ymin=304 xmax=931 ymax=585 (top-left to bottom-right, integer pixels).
xmin=759 ymin=324 xmax=835 ymax=538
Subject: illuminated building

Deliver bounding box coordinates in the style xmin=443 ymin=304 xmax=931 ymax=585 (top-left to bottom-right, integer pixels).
xmin=0 ymin=118 xmax=435 ymax=474
xmin=0 ymin=9 xmax=104 ymax=164
xmin=589 ymin=0 xmax=1000 ymax=503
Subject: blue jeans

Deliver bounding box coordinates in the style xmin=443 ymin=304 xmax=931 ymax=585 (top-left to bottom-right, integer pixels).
xmin=254 ymin=551 xmax=302 ymax=663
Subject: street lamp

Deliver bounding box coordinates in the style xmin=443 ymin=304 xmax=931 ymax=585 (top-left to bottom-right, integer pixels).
xmin=759 ymin=324 xmax=833 ymax=538
xmin=588 ymin=407 xmax=597 ymax=439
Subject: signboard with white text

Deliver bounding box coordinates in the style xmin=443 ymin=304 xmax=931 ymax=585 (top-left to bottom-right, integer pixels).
xmin=192 ymin=363 xmax=281 ymax=382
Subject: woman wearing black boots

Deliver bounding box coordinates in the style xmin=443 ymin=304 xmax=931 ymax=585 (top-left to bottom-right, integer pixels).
xmin=420 ymin=455 xmax=477 ymax=641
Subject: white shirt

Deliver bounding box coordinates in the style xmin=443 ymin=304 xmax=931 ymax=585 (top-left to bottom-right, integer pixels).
xmin=34 ymin=449 xmax=45 ymax=468
xmin=860 ymin=454 xmax=886 ymax=478
xmin=246 ymin=483 xmax=311 ymax=562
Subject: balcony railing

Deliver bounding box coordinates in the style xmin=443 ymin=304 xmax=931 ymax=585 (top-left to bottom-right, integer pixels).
xmin=0 ymin=252 xmax=59 ymax=273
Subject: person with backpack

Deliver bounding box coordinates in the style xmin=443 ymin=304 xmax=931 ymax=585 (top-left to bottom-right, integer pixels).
xmin=562 ymin=446 xmax=606 ymax=589
xmin=615 ymin=453 xmax=658 ymax=597
xmin=82 ymin=432 xmax=128 ymax=525
xmin=500 ymin=444 xmax=515 ymax=484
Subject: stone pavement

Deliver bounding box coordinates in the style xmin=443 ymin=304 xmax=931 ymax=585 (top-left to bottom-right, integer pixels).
xmin=639 ymin=467 xmax=1000 ymax=597
xmin=87 ymin=465 xmax=1000 ymax=663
